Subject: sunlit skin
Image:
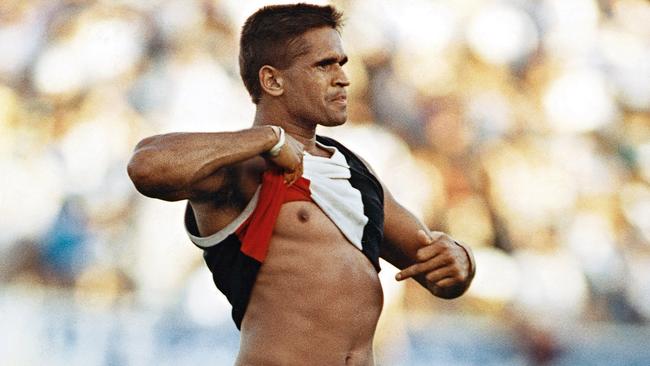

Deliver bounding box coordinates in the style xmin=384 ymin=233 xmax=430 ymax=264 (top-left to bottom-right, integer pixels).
xmin=127 ymin=26 xmax=474 ymax=366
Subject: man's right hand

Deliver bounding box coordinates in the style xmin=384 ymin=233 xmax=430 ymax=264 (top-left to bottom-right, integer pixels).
xmin=267 ymin=133 xmax=304 ymax=185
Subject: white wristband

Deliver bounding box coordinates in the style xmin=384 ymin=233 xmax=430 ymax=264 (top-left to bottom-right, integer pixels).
xmin=268 ymin=126 xmax=285 ymax=157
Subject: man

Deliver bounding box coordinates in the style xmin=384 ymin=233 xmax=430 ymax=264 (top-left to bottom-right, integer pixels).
xmin=127 ymin=3 xmax=475 ymax=365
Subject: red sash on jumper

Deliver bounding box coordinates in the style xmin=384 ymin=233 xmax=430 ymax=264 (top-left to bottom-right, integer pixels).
xmin=236 ymin=170 xmax=312 ymax=262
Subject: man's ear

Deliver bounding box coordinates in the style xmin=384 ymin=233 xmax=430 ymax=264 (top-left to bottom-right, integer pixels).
xmin=259 ymin=65 xmax=284 ymax=98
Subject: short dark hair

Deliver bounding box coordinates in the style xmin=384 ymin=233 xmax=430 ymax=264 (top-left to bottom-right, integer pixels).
xmin=239 ymin=3 xmax=343 ymax=104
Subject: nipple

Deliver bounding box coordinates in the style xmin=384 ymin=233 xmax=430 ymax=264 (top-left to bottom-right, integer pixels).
xmin=297 ymin=208 xmax=310 ymax=223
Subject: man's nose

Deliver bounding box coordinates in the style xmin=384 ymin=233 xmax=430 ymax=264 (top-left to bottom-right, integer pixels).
xmin=333 ymin=66 xmax=350 ymax=87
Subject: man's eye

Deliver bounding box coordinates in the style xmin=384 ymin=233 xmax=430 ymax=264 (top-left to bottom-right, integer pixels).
xmin=317 ymin=64 xmax=328 ymax=70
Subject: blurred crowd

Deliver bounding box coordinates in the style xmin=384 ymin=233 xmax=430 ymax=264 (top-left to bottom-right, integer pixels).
xmin=1 ymin=0 xmax=649 ymax=364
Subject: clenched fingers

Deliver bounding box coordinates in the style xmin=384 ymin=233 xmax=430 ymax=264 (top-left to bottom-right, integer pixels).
xmin=425 ymin=266 xmax=459 ymax=283
xmin=284 ymin=158 xmax=304 ymax=185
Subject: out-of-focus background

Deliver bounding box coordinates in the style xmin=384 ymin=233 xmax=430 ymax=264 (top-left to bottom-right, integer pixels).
xmin=1 ymin=0 xmax=649 ymax=364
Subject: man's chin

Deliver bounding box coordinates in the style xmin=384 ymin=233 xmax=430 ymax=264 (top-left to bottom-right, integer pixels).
xmin=321 ymin=113 xmax=347 ymax=127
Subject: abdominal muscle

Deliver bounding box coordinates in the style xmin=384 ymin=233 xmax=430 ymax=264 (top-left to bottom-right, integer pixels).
xmin=235 ymin=201 xmax=384 ymax=366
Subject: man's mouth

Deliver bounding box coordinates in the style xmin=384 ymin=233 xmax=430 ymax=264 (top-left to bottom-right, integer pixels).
xmin=330 ymin=94 xmax=347 ymax=105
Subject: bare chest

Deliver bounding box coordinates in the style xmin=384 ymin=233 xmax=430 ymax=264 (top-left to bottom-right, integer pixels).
xmin=241 ymin=202 xmax=383 ymax=351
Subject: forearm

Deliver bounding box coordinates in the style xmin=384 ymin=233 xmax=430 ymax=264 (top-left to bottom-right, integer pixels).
xmin=127 ymin=126 xmax=277 ymax=200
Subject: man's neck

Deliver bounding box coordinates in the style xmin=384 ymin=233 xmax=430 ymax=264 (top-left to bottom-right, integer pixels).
xmin=253 ymin=105 xmax=321 ymax=155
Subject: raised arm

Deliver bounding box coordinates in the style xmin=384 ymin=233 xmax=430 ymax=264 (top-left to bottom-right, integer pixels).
xmin=380 ymin=188 xmax=476 ymax=299
xmin=127 ymin=126 xmax=303 ymax=201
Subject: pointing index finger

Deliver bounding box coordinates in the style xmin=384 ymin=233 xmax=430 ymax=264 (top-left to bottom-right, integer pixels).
xmin=395 ymin=263 xmax=421 ymax=281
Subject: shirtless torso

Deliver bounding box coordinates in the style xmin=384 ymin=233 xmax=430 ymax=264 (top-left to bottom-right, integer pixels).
xmin=190 ymin=154 xmax=384 ymax=366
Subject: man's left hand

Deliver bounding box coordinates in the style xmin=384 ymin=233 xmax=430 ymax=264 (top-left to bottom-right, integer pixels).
xmin=395 ymin=230 xmax=474 ymax=298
